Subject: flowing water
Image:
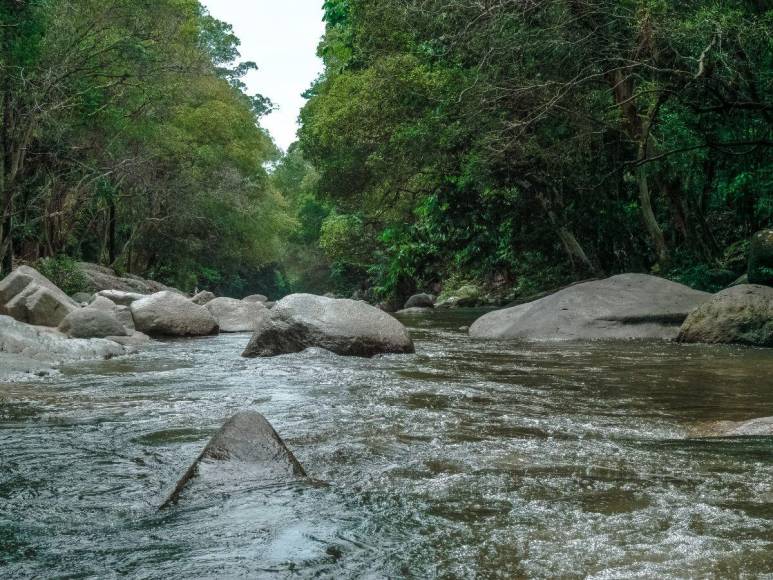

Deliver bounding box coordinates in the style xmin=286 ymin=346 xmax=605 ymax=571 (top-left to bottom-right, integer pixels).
xmin=1 ymin=310 xmax=772 ymax=578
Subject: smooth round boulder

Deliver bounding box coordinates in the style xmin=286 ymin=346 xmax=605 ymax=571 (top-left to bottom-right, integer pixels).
xmin=242 ymin=293 xmax=415 ymax=358
xmin=130 ymin=291 xmax=218 ymax=337
xmin=59 ymin=308 xmax=128 ymax=338
xmin=161 ymin=410 xmax=306 ymax=508
xmin=748 ymin=229 xmax=773 ymax=286
xmin=677 ymin=284 xmax=773 ymax=346
xmin=470 ymin=274 xmax=710 ymax=341
xmin=404 ymin=293 xmax=435 ymax=309
xmin=204 ymin=297 xmax=268 ymax=332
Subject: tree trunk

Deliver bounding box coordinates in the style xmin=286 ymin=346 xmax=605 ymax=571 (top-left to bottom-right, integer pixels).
xmin=609 ymin=70 xmax=670 ymax=269
xmin=537 ymin=191 xmax=602 ymax=276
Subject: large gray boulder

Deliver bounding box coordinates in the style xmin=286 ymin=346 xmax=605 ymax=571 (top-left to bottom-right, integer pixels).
xmin=161 ymin=410 xmax=306 ymax=508
xmin=58 ymin=308 xmax=128 ymax=339
xmin=404 ymin=293 xmax=435 ymax=309
xmin=0 ymin=266 xmax=79 ymax=326
xmin=677 ymin=284 xmax=773 ymax=347
xmin=0 ymin=314 xmax=126 ymax=379
xmin=204 ymin=297 xmax=268 ymax=332
xmin=690 ymin=416 xmax=773 ymax=438
xmin=130 ymin=291 xmax=218 ymax=337
xmin=7 ymin=285 xmax=77 ymax=327
xmin=242 ymin=293 xmax=415 ymax=358
xmin=470 ymin=274 xmax=710 ymax=341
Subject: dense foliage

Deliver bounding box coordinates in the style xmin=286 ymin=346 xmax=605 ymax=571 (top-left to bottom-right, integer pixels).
xmin=0 ymin=0 xmax=290 ymax=294
xmin=295 ymin=0 xmax=773 ymax=302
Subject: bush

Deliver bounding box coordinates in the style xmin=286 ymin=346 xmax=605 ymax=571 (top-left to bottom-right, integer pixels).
xmin=35 ymin=255 xmax=89 ymax=295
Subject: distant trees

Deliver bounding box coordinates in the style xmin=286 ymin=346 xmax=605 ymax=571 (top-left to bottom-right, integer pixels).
xmin=297 ymin=0 xmax=772 ymax=299
xmin=0 ymin=0 xmax=289 ymax=294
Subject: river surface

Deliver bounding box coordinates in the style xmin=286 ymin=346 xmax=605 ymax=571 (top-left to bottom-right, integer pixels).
xmin=1 ymin=310 xmax=772 ymax=578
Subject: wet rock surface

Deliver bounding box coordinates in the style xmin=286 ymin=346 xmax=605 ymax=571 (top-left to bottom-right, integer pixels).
xmin=162 ymin=410 xmax=306 ymax=508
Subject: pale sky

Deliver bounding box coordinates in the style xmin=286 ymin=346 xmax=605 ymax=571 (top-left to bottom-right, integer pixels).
xmin=201 ymin=0 xmax=326 ymax=151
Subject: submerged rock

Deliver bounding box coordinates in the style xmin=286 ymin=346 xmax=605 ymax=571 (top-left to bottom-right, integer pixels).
xmin=689 ymin=416 xmax=773 ymax=437
xmin=395 ymin=307 xmax=433 ymax=315
xmin=242 ymin=293 xmax=414 ymax=358
xmin=748 ymin=229 xmax=773 ymax=286
xmin=677 ymin=284 xmax=773 ymax=347
xmin=204 ymin=297 xmax=268 ymax=332
xmin=404 ymin=293 xmax=435 ymax=309
xmin=161 ymin=410 xmax=306 ymax=508
xmin=130 ymin=291 xmax=218 ymax=337
xmin=469 ymin=274 xmax=710 ymax=341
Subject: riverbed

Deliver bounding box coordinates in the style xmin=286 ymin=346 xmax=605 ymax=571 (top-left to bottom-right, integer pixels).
xmin=1 ymin=310 xmax=772 ymax=578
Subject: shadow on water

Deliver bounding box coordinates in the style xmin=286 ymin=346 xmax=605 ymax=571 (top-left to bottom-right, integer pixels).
xmin=1 ymin=311 xmax=771 ymax=578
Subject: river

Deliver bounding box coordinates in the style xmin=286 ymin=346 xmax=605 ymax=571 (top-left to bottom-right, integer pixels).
xmin=1 ymin=309 xmax=772 ymax=578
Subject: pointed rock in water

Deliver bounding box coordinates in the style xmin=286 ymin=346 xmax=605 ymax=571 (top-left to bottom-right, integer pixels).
xmin=161 ymin=411 xmax=306 ymax=508
xmin=241 ymin=293 xmax=415 ymax=358
xmin=469 ymin=274 xmax=710 ymax=341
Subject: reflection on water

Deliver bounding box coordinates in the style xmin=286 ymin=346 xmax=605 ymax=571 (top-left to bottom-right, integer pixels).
xmin=1 ymin=310 xmax=772 ymax=578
